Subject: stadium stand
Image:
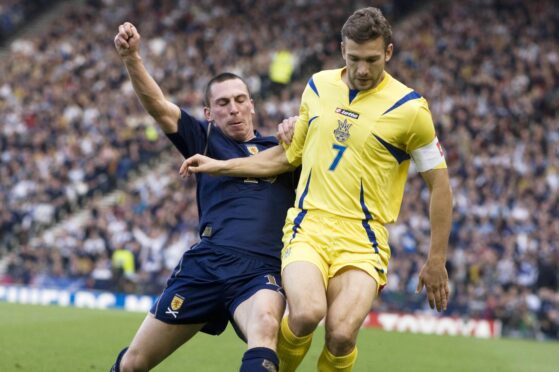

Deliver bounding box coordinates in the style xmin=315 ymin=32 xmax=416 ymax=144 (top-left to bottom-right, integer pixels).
xmin=0 ymin=0 xmax=58 ymax=43
xmin=0 ymin=0 xmax=557 ymax=340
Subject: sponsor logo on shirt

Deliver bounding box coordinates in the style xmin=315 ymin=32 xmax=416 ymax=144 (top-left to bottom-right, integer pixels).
xmin=335 ymin=107 xmax=360 ymax=119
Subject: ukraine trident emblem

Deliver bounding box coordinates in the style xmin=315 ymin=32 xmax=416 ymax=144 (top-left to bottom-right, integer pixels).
xmin=334 ymin=119 xmax=353 ymax=142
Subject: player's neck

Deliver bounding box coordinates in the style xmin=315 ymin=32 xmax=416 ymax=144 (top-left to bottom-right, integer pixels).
xmin=240 ymin=131 xmax=256 ymax=142
xmin=370 ymin=71 xmax=386 ymax=91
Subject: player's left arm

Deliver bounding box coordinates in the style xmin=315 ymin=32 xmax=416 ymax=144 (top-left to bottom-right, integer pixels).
xmin=406 ymin=98 xmax=453 ymax=312
xmin=179 ymin=145 xmax=294 ymax=177
xmin=417 ymin=168 xmax=452 ymax=312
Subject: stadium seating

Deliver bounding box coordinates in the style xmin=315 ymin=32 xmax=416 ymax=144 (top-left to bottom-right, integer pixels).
xmin=0 ymin=0 xmax=57 ymax=42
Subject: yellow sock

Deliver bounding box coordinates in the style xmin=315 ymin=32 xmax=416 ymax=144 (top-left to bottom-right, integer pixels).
xmin=317 ymin=345 xmax=358 ymax=372
xmin=277 ymin=317 xmax=313 ymax=372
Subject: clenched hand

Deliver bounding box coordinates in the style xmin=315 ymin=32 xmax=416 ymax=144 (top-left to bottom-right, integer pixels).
xmin=114 ymin=22 xmax=141 ymax=59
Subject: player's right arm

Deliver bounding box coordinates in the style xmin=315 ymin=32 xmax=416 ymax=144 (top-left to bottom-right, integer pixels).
xmin=114 ymin=22 xmax=180 ymax=133
xmin=281 ymin=76 xmax=316 ymax=167
xmin=179 ymin=145 xmax=293 ymax=178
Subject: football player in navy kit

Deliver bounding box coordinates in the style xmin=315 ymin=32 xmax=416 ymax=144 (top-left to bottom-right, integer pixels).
xmin=111 ymin=22 xmax=296 ymax=372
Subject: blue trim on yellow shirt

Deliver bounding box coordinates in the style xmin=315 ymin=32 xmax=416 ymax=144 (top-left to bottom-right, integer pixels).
xmin=298 ymin=172 xmax=311 ymax=209
xmin=382 ymin=91 xmax=421 ymax=115
xmin=308 ymin=77 xmax=319 ymax=97
xmin=309 ymin=115 xmax=319 ymax=126
xmin=374 ymin=135 xmax=411 ymax=164
xmin=349 ymin=89 xmax=359 ymax=104
xmin=291 ymin=171 xmax=312 ymax=241
xmin=360 ymin=180 xmax=379 ymax=254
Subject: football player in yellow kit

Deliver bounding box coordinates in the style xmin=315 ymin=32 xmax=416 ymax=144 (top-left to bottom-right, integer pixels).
xmin=181 ymin=7 xmax=452 ymax=371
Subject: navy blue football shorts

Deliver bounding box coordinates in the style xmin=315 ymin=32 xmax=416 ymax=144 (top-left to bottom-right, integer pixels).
xmin=150 ymin=243 xmax=284 ymax=340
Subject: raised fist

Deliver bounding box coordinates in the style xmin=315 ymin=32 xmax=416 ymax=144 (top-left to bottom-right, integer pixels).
xmin=114 ymin=22 xmax=141 ymax=58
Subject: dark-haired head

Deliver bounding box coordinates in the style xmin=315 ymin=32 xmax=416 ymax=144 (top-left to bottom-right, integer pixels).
xmin=340 ymin=7 xmax=394 ymax=91
xmin=204 ymin=72 xmax=251 ymax=107
xmin=341 ymin=7 xmax=392 ymax=49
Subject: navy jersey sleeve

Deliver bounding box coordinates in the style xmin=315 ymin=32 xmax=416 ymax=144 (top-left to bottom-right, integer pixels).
xmin=164 ymin=108 xmax=208 ymax=158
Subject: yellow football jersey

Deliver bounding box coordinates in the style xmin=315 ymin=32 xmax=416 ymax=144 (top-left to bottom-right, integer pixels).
xmin=285 ymin=68 xmax=446 ymax=224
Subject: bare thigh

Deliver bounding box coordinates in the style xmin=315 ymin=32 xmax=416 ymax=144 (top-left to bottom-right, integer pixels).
xmin=282 ymin=261 xmax=327 ymax=335
xmin=324 ymin=268 xmax=378 ymax=355
xmin=123 ymin=313 xmax=205 ymax=370
xmin=233 ymin=289 xmax=286 ymax=350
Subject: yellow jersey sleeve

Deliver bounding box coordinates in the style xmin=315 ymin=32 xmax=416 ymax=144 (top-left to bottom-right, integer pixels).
xmin=405 ymin=98 xmax=447 ymax=171
xmin=405 ymin=98 xmax=436 ymax=151
xmin=284 ymin=79 xmax=319 ymax=167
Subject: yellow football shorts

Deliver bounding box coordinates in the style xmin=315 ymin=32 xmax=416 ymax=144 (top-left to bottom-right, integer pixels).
xmin=281 ymin=208 xmax=390 ymax=289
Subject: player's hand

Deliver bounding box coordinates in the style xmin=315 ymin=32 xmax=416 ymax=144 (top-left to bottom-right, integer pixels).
xmin=276 ymin=116 xmax=298 ymax=145
xmin=179 ymin=154 xmax=225 ymax=177
xmin=114 ymin=22 xmax=141 ymax=59
xmin=416 ymin=258 xmax=449 ymax=312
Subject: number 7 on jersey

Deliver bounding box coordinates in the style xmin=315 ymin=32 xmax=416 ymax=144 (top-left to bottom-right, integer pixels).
xmin=329 ymin=144 xmax=347 ymax=171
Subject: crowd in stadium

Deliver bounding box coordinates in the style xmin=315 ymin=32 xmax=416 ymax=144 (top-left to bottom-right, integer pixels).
xmin=0 ymin=0 xmax=558 ymax=340
xmin=0 ymin=0 xmax=53 ymax=41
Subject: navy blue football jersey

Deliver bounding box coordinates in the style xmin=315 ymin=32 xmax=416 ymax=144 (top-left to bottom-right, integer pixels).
xmin=166 ymin=109 xmax=296 ymax=262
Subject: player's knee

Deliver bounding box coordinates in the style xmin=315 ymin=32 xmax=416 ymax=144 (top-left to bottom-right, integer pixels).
xmin=260 ymin=309 xmax=281 ymax=333
xmin=252 ymin=309 xmax=281 ymax=339
xmin=120 ymin=348 xmax=150 ymax=372
xmin=289 ymin=304 xmax=325 ymax=334
xmin=325 ymin=329 xmax=357 ymax=356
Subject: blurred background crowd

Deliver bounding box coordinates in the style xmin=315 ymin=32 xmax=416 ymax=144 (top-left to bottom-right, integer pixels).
xmin=0 ymin=0 xmax=51 ymax=41
xmin=0 ymin=0 xmax=557 ymax=340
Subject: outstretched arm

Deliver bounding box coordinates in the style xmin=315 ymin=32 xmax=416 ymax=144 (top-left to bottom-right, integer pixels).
xmin=114 ymin=22 xmax=180 ymax=133
xmin=179 ymin=145 xmax=294 ymax=178
xmin=416 ymin=168 xmax=453 ymax=312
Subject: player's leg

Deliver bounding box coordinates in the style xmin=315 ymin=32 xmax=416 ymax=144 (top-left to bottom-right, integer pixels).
xmin=278 ymin=260 xmax=327 ymax=372
xmin=317 ymin=268 xmax=378 ymax=372
xmin=114 ymin=313 xmax=204 ymax=372
xmin=233 ymin=288 xmax=285 ymax=371
xmin=276 ymin=208 xmax=331 ymax=371
xmin=283 ymin=261 xmax=327 ymax=335
xmin=114 ymin=245 xmax=228 ymax=371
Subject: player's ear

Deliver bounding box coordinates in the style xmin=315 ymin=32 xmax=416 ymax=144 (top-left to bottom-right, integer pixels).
xmin=204 ymin=106 xmax=212 ymax=122
xmin=250 ymin=99 xmax=256 ymax=115
xmin=340 ymin=41 xmax=346 ymax=57
xmin=385 ymin=43 xmax=394 ymax=63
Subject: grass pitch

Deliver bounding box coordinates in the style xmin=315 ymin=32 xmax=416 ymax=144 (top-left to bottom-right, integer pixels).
xmin=0 ymin=302 xmax=557 ymax=371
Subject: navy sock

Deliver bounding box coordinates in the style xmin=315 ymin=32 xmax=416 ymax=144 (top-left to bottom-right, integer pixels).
xmin=240 ymin=347 xmax=279 ymax=372
xmin=110 ymin=347 xmax=128 ymax=372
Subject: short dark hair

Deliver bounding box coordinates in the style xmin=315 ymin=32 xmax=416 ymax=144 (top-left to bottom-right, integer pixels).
xmin=204 ymin=72 xmax=251 ymax=106
xmin=341 ymin=7 xmax=392 ymax=48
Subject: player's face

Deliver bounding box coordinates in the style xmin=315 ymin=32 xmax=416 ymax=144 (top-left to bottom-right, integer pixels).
xmin=341 ymin=37 xmax=393 ymax=91
xmin=204 ymin=79 xmax=256 ymax=142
